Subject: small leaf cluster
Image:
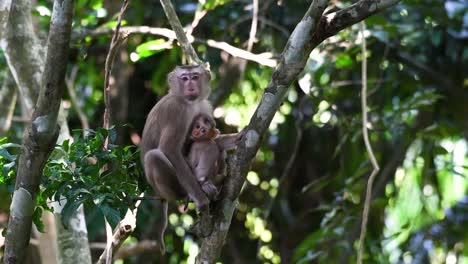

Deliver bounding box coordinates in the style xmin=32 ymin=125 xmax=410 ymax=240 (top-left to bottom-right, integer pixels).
xmin=40 ymin=127 xmax=146 ymax=227
xmin=0 ymin=138 xmax=21 ymax=192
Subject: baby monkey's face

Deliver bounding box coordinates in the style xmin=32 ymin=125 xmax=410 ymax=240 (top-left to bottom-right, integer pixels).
xmin=191 ymin=117 xmax=216 ymax=140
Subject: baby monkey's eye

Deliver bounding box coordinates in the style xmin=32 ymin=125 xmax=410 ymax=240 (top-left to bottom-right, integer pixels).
xmin=201 ymin=128 xmax=206 ymax=133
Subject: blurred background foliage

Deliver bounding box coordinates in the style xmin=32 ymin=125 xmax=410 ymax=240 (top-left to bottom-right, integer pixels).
xmin=1 ymin=0 xmax=467 ymax=263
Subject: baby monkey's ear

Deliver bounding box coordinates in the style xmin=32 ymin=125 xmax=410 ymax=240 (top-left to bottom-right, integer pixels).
xmin=210 ymin=128 xmax=220 ymax=139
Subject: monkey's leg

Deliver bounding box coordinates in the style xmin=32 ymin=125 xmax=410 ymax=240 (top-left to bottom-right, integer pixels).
xmin=144 ymin=149 xmax=186 ymax=200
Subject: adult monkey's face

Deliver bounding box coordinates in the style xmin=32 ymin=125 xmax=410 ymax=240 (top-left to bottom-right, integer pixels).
xmin=168 ymin=65 xmax=211 ymax=101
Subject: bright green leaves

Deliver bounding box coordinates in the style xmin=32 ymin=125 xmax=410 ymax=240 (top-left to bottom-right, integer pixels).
xmin=203 ymin=0 xmax=231 ymax=10
xmin=135 ymin=39 xmax=170 ymax=60
xmin=0 ymin=138 xmax=20 ymax=186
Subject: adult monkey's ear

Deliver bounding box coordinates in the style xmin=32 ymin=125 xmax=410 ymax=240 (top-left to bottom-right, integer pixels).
xmin=167 ymin=67 xmax=179 ymax=94
xmin=202 ymin=62 xmax=212 ymax=81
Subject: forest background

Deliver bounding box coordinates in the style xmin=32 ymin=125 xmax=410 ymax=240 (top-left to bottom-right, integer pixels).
xmin=0 ymin=0 xmax=467 ymax=263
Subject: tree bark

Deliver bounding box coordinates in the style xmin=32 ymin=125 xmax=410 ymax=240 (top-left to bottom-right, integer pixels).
xmin=0 ymin=71 xmax=17 ymax=136
xmin=3 ymin=0 xmax=75 ymax=262
xmin=1 ymin=0 xmax=92 ymax=262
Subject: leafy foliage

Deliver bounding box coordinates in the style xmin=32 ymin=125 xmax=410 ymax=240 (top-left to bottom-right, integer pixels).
xmin=40 ymin=127 xmax=145 ymax=227
xmin=1 ymin=127 xmax=145 ymax=229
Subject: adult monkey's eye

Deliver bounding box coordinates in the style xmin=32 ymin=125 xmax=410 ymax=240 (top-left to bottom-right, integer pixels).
xmin=182 ymin=76 xmax=189 ymax=81
xmin=191 ymin=75 xmax=199 ymax=80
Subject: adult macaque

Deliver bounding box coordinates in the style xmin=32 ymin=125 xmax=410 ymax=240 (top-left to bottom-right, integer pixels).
xmin=140 ymin=65 xmax=215 ymax=253
xmin=186 ymin=113 xmax=244 ymax=200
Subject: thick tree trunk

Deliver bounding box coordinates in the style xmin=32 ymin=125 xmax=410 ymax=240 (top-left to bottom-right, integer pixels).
xmin=1 ymin=0 xmax=92 ymax=262
xmin=54 ymin=206 xmax=92 ymax=264
xmin=3 ymin=0 xmax=75 ymax=262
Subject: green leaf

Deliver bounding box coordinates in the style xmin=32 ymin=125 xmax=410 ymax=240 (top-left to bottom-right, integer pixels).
xmin=61 ymin=196 xmax=88 ymax=227
xmin=93 ymin=193 xmax=108 ymax=205
xmin=136 ymin=39 xmax=169 ymax=59
xmin=33 ymin=207 xmax=45 ymax=233
xmin=335 ymin=53 xmax=353 ymax=69
xmin=100 ymin=203 xmax=121 ymax=227
xmin=0 ymin=147 xmax=15 ymax=161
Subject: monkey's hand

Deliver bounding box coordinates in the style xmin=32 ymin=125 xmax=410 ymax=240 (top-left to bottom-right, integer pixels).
xmin=235 ymin=128 xmax=248 ymax=145
xmin=201 ymin=180 xmax=219 ymax=201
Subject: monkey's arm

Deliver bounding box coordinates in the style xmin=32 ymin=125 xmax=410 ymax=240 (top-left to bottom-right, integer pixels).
xmin=215 ymin=129 xmax=247 ymax=150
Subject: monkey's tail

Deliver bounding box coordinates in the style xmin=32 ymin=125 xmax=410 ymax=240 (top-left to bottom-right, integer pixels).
xmin=157 ymin=199 xmax=168 ymax=254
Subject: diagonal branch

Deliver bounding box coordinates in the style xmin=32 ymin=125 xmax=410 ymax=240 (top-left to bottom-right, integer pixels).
xmin=196 ymin=1 xmax=329 ymax=263
xmin=159 ymin=0 xmax=201 ymax=65
xmin=196 ymin=0 xmax=402 ymax=262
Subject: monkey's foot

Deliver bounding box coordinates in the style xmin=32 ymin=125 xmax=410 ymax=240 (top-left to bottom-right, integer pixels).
xmin=201 ymin=181 xmax=219 ymax=201
xmin=189 ymin=212 xmax=213 ymax=237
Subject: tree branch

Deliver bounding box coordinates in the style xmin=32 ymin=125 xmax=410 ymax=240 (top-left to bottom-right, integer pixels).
xmin=74 ymin=26 xmax=277 ymax=67
xmin=0 ymin=70 xmax=17 ymax=136
xmin=0 ymin=0 xmax=42 ymax=113
xmin=96 ymin=221 xmax=134 ymax=264
xmin=319 ymin=0 xmax=401 ymax=41
xmin=195 ymin=0 xmax=402 ymax=261
xmin=113 ymin=240 xmax=158 ymax=260
xmin=159 ymin=0 xmax=200 ymax=65
xmin=65 ymin=66 xmax=90 ymax=131
xmin=0 ymin=0 xmax=12 ymax=39
xmin=195 ymin=1 xmax=329 ymax=263
xmin=4 ymin=0 xmax=75 ymax=262
xmin=100 ymin=1 xmax=131 ymax=263
xmin=103 ymin=0 xmax=130 ymax=133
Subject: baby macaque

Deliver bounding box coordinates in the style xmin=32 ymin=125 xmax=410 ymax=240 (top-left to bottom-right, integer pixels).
xmin=187 ymin=114 xmax=243 ymax=200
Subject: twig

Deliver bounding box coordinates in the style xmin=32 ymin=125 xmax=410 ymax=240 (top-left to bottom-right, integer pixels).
xmin=131 ymin=196 xmax=160 ymax=201
xmin=114 ymin=240 xmax=158 ymax=260
xmin=65 ymin=66 xmax=90 ymax=131
xmin=238 ymin=0 xmax=259 ymax=80
xmin=96 ymin=221 xmax=135 ymax=264
xmin=159 ymin=0 xmax=200 ymax=65
xmin=187 ymin=8 xmax=207 ymax=36
xmin=246 ymin=0 xmax=258 ymax=52
xmin=103 ymin=0 xmax=130 ymax=134
xmin=11 ymin=116 xmax=30 ymax=123
xmin=357 ymin=22 xmax=380 ymax=264
xmin=0 ymin=70 xmax=17 ymax=135
xmin=100 ymin=1 xmax=130 ymax=263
